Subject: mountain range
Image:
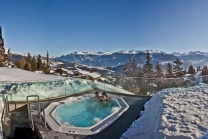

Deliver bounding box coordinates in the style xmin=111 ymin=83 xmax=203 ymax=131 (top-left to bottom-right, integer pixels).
xmin=10 ymin=50 xmax=208 ymax=75
xmin=54 ymin=50 xmax=208 ymax=69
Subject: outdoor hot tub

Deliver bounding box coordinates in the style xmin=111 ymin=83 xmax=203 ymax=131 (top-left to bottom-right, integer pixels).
xmin=43 ymin=94 xmax=129 ymax=135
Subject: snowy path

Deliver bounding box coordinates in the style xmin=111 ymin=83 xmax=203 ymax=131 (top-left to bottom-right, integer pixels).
xmin=121 ymin=84 xmax=208 ymax=139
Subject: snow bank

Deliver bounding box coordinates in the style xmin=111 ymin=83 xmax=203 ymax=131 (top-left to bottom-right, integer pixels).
xmin=121 ymin=84 xmax=208 ymax=139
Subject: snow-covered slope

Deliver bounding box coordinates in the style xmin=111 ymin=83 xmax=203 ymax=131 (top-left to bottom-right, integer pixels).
xmin=121 ymin=84 xmax=208 ymax=139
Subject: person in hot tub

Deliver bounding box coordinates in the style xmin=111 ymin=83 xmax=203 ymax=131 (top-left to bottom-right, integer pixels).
xmin=100 ymin=92 xmax=110 ymax=105
xmin=94 ymin=92 xmax=101 ymax=100
xmin=89 ymin=92 xmax=101 ymax=113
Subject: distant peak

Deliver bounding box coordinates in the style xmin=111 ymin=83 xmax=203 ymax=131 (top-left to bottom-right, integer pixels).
xmin=51 ymin=50 xmax=208 ymax=57
xmin=172 ymin=52 xmax=181 ymax=56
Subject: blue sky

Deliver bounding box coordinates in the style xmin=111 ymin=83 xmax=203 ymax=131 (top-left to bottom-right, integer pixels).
xmin=1 ymin=0 xmax=208 ymax=56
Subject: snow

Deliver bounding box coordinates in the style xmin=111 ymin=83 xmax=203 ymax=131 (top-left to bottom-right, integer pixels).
xmin=0 ymin=67 xmax=92 ymax=101
xmin=195 ymin=71 xmax=203 ymax=84
xmin=121 ymin=84 xmax=208 ymax=139
xmin=96 ymin=51 xmax=112 ymax=55
xmin=73 ymin=51 xmax=113 ymax=55
xmin=93 ymin=82 xmax=133 ymax=95
xmin=173 ymin=51 xmax=208 ymax=57
xmin=61 ymin=50 xmax=170 ymax=56
xmin=0 ymin=67 xmax=63 ymax=82
xmin=118 ymin=50 xmax=139 ymax=54
xmin=4 ymin=48 xmax=9 ymax=54
xmin=159 ymin=61 xmax=173 ymax=65
xmin=0 ymin=78 xmax=93 ymax=101
xmin=75 ymin=70 xmax=90 ymax=75
xmin=0 ymin=67 xmax=133 ymax=101
xmin=75 ymin=63 xmax=115 ymax=73
xmin=11 ymin=52 xmax=37 ymax=57
xmin=87 ymin=72 xmax=100 ymax=78
xmin=183 ymin=51 xmax=204 ymax=56
xmin=172 ymin=52 xmax=181 ymax=56
xmin=149 ymin=50 xmax=167 ymax=54
xmin=183 ymin=74 xmax=193 ymax=77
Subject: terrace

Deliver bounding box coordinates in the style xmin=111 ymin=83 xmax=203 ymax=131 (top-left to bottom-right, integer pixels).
xmin=0 ymin=67 xmax=207 ymax=138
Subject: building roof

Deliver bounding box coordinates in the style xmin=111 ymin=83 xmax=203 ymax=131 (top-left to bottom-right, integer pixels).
xmin=99 ymin=77 xmax=106 ymax=81
xmin=76 ymin=70 xmax=90 ymax=75
xmin=75 ymin=70 xmax=101 ymax=78
xmin=183 ymin=74 xmax=193 ymax=77
xmin=87 ymin=72 xmax=100 ymax=79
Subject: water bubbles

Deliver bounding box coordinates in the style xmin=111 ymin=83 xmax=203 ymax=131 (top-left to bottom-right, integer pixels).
xmin=94 ymin=117 xmax=101 ymax=123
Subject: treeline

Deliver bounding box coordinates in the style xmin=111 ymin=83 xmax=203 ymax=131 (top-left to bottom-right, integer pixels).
xmin=124 ymin=51 xmax=208 ymax=78
xmin=13 ymin=51 xmax=50 ymax=74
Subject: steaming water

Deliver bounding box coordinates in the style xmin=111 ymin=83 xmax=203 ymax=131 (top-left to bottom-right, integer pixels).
xmin=54 ymin=97 xmax=120 ymax=127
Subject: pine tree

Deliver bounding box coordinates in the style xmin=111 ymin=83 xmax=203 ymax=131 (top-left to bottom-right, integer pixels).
xmin=46 ymin=50 xmax=49 ymax=67
xmin=202 ymin=66 xmax=208 ymax=75
xmin=173 ymin=58 xmax=183 ymax=77
xmin=132 ymin=58 xmax=138 ymax=76
xmin=24 ymin=62 xmax=32 ymax=71
xmin=143 ymin=50 xmax=154 ymax=78
xmin=26 ymin=52 xmax=32 ymax=63
xmin=155 ymin=62 xmax=163 ymax=78
xmin=166 ymin=63 xmax=173 ymax=78
xmin=31 ymin=56 xmax=37 ymax=71
xmin=138 ymin=66 xmax=143 ymax=77
xmin=19 ymin=58 xmax=26 ymax=69
xmin=44 ymin=50 xmax=50 ymax=74
xmin=37 ymin=54 xmax=43 ymax=71
xmin=188 ymin=65 xmax=195 ymax=74
xmin=15 ymin=61 xmax=20 ymax=68
xmin=124 ymin=56 xmax=138 ymax=77
xmin=56 ymin=66 xmax=63 ymax=75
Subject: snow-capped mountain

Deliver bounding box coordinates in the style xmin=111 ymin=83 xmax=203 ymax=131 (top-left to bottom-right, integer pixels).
xmin=54 ymin=50 xmax=177 ymax=67
xmin=53 ymin=50 xmax=208 ymax=73
xmin=181 ymin=51 xmax=208 ymax=56
xmin=10 ymin=50 xmax=208 ymax=76
xmin=11 ymin=52 xmax=38 ymax=57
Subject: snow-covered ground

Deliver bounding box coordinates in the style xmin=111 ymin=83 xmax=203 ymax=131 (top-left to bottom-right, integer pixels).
xmin=0 ymin=67 xmax=63 ymax=82
xmin=121 ymin=84 xmax=208 ymax=139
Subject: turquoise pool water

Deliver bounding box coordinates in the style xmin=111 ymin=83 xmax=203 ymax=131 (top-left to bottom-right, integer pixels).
xmin=54 ymin=97 xmax=120 ymax=127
